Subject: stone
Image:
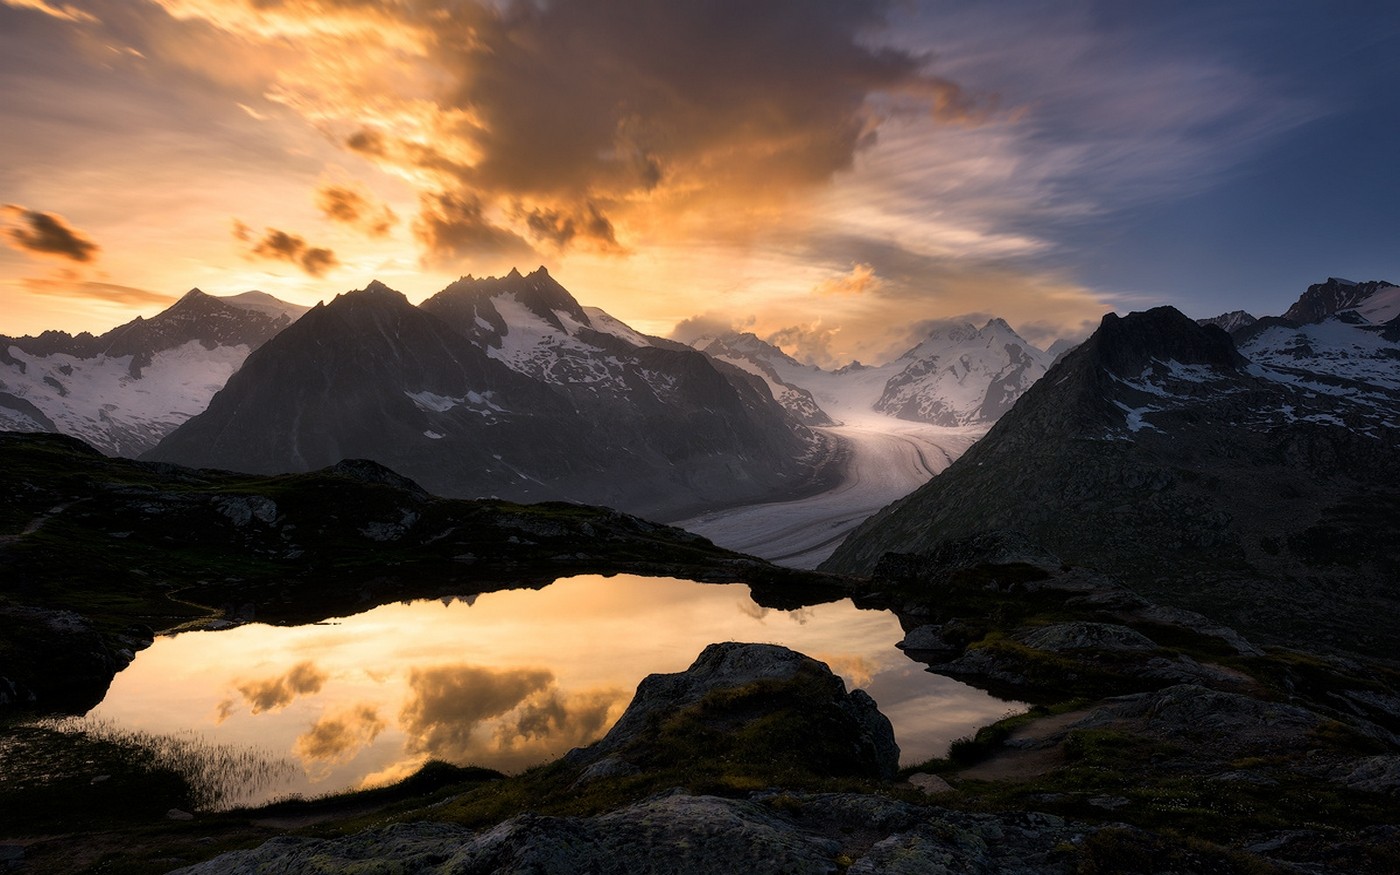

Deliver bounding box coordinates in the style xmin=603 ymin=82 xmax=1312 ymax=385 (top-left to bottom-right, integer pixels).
xmin=1019 ymin=622 xmax=1157 ymax=652
xmin=566 ymin=642 xmax=900 ymax=781
xmin=896 ymin=625 xmax=952 ymax=651
xmin=906 ymin=773 xmax=954 ymax=795
xmin=166 ymin=808 xmax=194 ymax=821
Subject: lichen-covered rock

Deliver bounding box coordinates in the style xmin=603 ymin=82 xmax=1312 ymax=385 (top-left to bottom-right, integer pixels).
xmin=1073 ymin=684 xmax=1323 ymax=755
xmin=170 ymin=794 xmax=847 ymax=874
xmin=1337 ymin=755 xmax=1400 ymax=796
xmin=171 ymin=792 xmax=1097 ymax=875
xmin=1020 ymin=622 xmax=1157 ymax=652
xmin=566 ymin=642 xmax=900 ymax=781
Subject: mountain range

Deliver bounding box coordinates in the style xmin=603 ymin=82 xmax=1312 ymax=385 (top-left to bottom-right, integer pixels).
xmin=0 ymin=289 xmax=307 ymax=455
xmin=145 ymin=269 xmax=830 ymax=520
xmin=692 ymin=316 xmax=1054 ymax=427
xmin=824 ymin=278 xmax=1400 ymax=656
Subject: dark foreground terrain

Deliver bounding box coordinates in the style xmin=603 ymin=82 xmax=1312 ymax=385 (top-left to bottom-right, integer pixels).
xmin=1 ymin=433 xmax=1398 ymax=873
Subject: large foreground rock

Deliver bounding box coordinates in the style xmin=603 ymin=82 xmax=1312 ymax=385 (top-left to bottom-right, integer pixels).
xmin=566 ymin=641 xmax=900 ymax=781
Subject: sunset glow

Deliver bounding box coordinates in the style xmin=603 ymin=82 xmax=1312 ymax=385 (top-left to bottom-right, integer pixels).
xmin=3 ymin=1 xmax=1398 ymax=362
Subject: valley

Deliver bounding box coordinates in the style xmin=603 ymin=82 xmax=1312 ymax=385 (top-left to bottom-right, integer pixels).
xmin=678 ymin=418 xmax=984 ymax=567
xmin=2 ymin=275 xmax=1399 ymax=874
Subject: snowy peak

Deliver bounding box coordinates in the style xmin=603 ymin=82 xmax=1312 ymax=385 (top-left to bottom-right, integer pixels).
xmin=873 ymin=317 xmax=1051 ymax=426
xmin=693 ymin=332 xmax=832 ymax=426
xmin=1281 ymin=277 xmax=1399 ymax=325
xmin=420 ymin=268 xmax=681 ymax=393
xmin=221 ymin=290 xmax=311 ymax=322
xmin=427 ymin=266 xmax=592 ymax=338
xmin=696 ymin=332 xmax=811 ymax=373
xmin=0 ymin=287 xmax=307 ymax=455
xmin=1198 ymin=310 xmax=1258 ymax=334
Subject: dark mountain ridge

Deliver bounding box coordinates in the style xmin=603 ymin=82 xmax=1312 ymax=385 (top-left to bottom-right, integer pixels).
xmin=823 ymin=304 xmax=1400 ymax=656
xmin=147 ymin=272 xmax=830 ymax=520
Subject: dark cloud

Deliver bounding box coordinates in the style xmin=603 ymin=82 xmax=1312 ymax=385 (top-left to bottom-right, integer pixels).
xmin=398 ymin=664 xmax=624 ymax=772
xmin=430 ymin=0 xmax=979 ymax=200
xmin=520 ymin=202 xmax=621 ymax=252
xmin=496 ymin=689 xmax=618 ymax=749
xmin=236 ymin=223 xmax=339 ymax=276
xmin=316 ymin=183 xmax=397 ymax=237
xmin=294 ymin=704 xmax=385 ymax=766
xmin=332 ymin=0 xmax=983 ymax=255
xmin=412 ymin=191 xmax=535 ymax=265
xmin=399 ymin=664 xmax=553 ymax=760
xmin=3 ymin=204 xmax=99 ymax=262
xmin=222 ymin=660 xmax=327 ymax=717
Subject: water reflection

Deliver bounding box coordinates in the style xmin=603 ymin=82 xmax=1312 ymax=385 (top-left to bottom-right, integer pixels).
xmin=84 ymin=574 xmax=1020 ymax=808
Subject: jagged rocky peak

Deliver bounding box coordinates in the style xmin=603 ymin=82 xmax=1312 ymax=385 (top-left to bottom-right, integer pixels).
xmin=428 ymin=265 xmax=591 ymax=331
xmin=1281 ymin=277 xmax=1400 ymax=324
xmin=1082 ymin=306 xmax=1244 ymax=379
xmin=1197 ymin=310 xmax=1257 ymax=334
xmin=345 ymin=279 xmax=405 ymax=300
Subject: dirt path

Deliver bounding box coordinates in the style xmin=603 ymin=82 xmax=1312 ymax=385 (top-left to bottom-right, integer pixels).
xmin=957 ymin=707 xmax=1097 ymax=783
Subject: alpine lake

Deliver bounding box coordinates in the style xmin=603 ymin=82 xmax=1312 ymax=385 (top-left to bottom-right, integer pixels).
xmin=40 ymin=574 xmax=1023 ymax=810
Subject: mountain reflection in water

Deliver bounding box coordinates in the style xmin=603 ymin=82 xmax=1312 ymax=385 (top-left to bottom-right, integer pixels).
xmin=86 ymin=575 xmax=1021 ymax=808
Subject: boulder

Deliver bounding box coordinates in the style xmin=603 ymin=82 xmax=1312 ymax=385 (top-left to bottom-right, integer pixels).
xmin=1019 ymin=622 xmax=1157 ymax=652
xmin=896 ymin=624 xmax=953 ymax=651
xmin=566 ymin=642 xmax=900 ymax=781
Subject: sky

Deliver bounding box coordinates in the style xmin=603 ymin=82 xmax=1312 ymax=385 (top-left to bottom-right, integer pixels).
xmin=2 ymin=0 xmax=1398 ymax=366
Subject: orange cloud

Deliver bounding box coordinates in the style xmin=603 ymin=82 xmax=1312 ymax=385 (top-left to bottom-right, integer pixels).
xmin=764 ymin=322 xmax=843 ymax=368
xmin=412 ymin=192 xmax=534 ymax=266
xmin=139 ymin=0 xmax=986 ymax=260
xmin=398 ymin=663 xmax=624 ymax=772
xmin=220 ymin=660 xmax=328 ymax=719
xmin=815 ymin=263 xmax=883 ymax=296
xmin=399 ymin=664 xmax=554 ymax=759
xmin=294 ymin=704 xmax=386 ymax=767
xmin=233 ymin=222 xmax=339 ymax=277
xmin=4 ymin=205 xmax=100 ymax=263
xmin=315 ymin=183 xmax=397 ymax=238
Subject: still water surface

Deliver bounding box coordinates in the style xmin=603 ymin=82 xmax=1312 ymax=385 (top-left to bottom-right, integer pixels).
xmin=87 ymin=574 xmax=1020 ymax=807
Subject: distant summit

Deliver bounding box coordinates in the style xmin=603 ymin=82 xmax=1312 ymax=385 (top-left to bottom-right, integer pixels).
xmin=0 ymin=289 xmax=307 ymax=454
xmin=1197 ymin=310 xmax=1257 ymax=334
xmin=874 ymin=318 xmax=1052 ymax=426
xmin=1281 ymin=277 xmax=1400 ymax=324
xmin=691 ymin=317 xmax=1052 ymax=428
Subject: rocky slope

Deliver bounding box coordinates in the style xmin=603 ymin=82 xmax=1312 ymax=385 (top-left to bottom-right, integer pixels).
xmin=0 ymin=289 xmax=307 ymax=455
xmin=147 ymin=270 xmax=830 ymax=520
xmin=823 ymin=304 xmax=1400 ymax=657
